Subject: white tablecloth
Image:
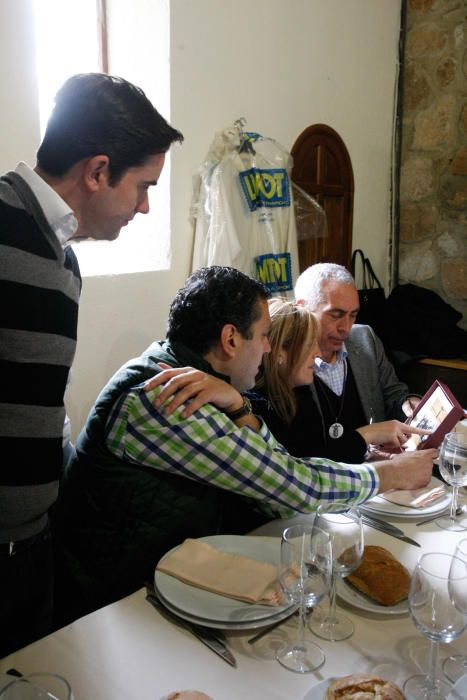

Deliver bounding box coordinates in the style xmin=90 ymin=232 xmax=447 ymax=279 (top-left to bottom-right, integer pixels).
xmin=1 ymin=499 xmax=467 ymax=700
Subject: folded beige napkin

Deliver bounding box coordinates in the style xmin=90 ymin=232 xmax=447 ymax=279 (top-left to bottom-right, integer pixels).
xmin=156 ymin=538 xmax=283 ymax=606
xmin=381 ymin=483 xmax=446 ymax=508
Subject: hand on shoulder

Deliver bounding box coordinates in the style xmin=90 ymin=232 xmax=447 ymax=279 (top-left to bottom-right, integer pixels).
xmin=144 ymin=364 xmax=243 ymax=418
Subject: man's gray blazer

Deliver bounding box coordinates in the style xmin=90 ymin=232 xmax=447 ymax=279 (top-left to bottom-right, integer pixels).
xmin=310 ymin=324 xmax=409 ymax=425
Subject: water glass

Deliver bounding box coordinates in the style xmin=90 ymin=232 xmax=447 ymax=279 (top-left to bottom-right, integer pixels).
xmin=309 ymin=504 xmax=363 ymax=642
xmin=0 ymin=674 xmax=73 ymax=700
xmin=276 ymin=524 xmax=332 ymax=673
xmin=404 ymin=552 xmax=467 ymax=700
xmin=436 ymin=432 xmax=467 ymax=532
xmin=443 ymin=538 xmax=467 ymax=683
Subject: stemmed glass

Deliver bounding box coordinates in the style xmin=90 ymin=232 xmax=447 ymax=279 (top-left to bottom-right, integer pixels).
xmin=276 ymin=524 xmax=332 ymax=673
xmin=443 ymin=538 xmax=467 ymax=683
xmin=0 ymin=673 xmax=73 ymax=700
xmin=404 ymin=552 xmax=467 ymax=700
xmin=436 ymin=432 xmax=467 ymax=532
xmin=309 ymin=504 xmax=363 ymax=642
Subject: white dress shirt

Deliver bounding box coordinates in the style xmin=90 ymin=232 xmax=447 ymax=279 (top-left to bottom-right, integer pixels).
xmin=15 ymin=161 xmax=78 ymax=246
xmin=314 ymin=347 xmax=348 ymax=395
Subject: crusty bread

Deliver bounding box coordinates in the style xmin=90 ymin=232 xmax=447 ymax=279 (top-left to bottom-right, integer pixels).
xmin=325 ymin=673 xmax=405 ymax=700
xmin=346 ymin=545 xmax=410 ymax=606
xmin=161 ymin=692 xmax=213 ymax=700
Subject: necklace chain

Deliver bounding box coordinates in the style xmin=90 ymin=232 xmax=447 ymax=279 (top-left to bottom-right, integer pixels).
xmin=315 ymin=361 xmax=348 ymax=439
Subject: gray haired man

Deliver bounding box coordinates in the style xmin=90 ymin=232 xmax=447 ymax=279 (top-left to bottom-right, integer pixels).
xmin=294 ymin=263 xmax=419 ymax=430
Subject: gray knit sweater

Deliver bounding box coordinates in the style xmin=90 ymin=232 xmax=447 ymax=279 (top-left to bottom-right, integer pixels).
xmin=0 ymin=172 xmax=81 ymax=541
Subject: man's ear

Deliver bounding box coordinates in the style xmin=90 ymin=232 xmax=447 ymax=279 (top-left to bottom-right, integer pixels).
xmin=219 ymin=323 xmax=239 ymax=358
xmin=83 ymin=155 xmax=110 ymax=192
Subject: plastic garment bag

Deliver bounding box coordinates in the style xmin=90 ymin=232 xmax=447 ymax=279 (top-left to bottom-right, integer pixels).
xmin=190 ymin=125 xmax=300 ymax=295
xmin=292 ymin=182 xmax=328 ymax=243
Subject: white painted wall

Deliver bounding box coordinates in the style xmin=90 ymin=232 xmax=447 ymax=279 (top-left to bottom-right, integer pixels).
xmin=0 ymin=0 xmax=40 ymax=167
xmin=1 ymin=0 xmax=402 ymax=439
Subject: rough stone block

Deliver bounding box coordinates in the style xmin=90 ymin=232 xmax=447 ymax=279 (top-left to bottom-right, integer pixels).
xmin=400 ymin=202 xmax=438 ymax=241
xmin=451 ymin=148 xmax=467 ymax=175
xmin=437 ymin=231 xmax=459 ymax=256
xmin=441 ymin=259 xmax=467 ymax=298
xmin=406 ymin=25 xmax=447 ymax=57
xmin=441 ymin=179 xmax=467 ymax=209
xmin=401 ymin=157 xmax=434 ymax=200
xmin=404 ymin=64 xmax=431 ymax=111
xmin=436 ymin=57 xmax=456 ymax=87
xmin=399 ymin=241 xmax=437 ymax=281
xmin=413 ymin=94 xmax=456 ymax=150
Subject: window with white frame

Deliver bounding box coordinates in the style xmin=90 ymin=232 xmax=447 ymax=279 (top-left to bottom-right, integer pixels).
xmin=33 ymin=0 xmax=171 ymax=276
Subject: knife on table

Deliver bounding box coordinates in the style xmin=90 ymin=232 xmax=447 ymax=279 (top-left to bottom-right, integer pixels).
xmin=359 ymin=512 xmax=421 ymax=547
xmin=145 ymin=587 xmax=237 ymax=668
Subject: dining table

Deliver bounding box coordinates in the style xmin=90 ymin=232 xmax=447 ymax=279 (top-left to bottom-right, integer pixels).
xmin=1 ymin=489 xmax=467 ymax=700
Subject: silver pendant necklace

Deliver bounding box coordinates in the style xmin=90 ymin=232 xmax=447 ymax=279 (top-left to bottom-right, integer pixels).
xmin=329 ymin=421 xmax=344 ymax=439
xmin=318 ymin=361 xmax=348 ymax=440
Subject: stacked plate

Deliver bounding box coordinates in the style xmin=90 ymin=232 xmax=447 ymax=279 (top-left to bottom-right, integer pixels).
xmin=154 ymin=534 xmax=297 ymax=630
xmin=359 ymin=477 xmax=451 ymax=520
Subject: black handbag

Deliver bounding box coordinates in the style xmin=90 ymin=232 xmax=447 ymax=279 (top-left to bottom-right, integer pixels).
xmin=350 ymin=249 xmax=386 ymax=336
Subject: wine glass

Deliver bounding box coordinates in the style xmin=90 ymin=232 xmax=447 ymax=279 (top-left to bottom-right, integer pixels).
xmin=309 ymin=504 xmax=363 ymax=642
xmin=436 ymin=432 xmax=467 ymax=532
xmin=276 ymin=524 xmax=332 ymax=673
xmin=443 ymin=537 xmax=467 ymax=683
xmin=0 ymin=674 xmax=73 ymax=700
xmin=404 ymin=552 xmax=467 ymax=700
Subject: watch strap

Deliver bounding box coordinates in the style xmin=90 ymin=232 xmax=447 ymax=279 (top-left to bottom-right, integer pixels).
xmin=224 ymin=396 xmax=252 ymax=420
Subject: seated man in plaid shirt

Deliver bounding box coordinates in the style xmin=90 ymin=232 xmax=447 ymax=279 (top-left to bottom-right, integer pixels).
xmin=53 ymin=266 xmax=435 ymax=626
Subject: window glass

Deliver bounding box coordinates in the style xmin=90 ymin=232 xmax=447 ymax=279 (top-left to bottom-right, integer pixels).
xmin=33 ymin=0 xmax=170 ymax=275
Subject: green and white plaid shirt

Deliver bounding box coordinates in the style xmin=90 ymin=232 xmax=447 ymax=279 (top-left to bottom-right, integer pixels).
xmin=106 ymin=384 xmax=379 ymax=519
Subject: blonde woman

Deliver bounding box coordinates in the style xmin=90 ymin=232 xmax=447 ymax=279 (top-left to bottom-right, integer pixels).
xmin=253 ymin=297 xmax=320 ymax=431
xmin=250 ymin=297 xmax=374 ymax=461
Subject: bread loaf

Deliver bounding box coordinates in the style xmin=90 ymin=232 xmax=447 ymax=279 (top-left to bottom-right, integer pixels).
xmin=346 ymin=545 xmax=410 ymax=606
xmin=325 ymin=673 xmax=405 ymax=700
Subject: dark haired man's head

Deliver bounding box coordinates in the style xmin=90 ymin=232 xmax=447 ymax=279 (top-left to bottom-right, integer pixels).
xmin=37 ymin=73 xmax=183 ymax=184
xmin=167 ymin=267 xmax=271 ymax=392
xmin=35 ymin=73 xmax=183 ymax=242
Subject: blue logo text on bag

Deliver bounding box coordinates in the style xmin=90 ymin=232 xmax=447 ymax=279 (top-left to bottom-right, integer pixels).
xmin=255 ymin=253 xmax=293 ymax=293
xmin=239 ymin=168 xmax=290 ymax=212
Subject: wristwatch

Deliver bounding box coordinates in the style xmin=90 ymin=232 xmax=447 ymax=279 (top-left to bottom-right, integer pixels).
xmin=224 ymin=396 xmax=253 ymax=420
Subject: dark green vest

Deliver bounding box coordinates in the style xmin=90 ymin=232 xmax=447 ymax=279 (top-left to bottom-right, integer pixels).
xmin=53 ymin=341 xmax=268 ymax=625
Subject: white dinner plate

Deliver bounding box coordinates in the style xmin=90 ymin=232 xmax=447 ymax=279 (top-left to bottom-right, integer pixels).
xmin=302 ymin=677 xmax=337 ymax=699
xmin=0 ymin=675 xmax=17 ymax=692
xmin=448 ymin=673 xmax=467 ymax=700
xmin=154 ymin=579 xmax=297 ymax=628
xmin=359 ymin=477 xmax=450 ymax=520
xmin=154 ymin=584 xmax=299 ymax=630
xmin=336 ymin=578 xmax=409 ymax=616
xmin=155 ymin=535 xmax=294 ymax=624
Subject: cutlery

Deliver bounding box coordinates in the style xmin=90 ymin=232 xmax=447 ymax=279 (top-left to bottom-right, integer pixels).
xmin=416 ymin=505 xmax=465 ymax=526
xmin=247 ymin=607 xmax=300 ymax=645
xmin=145 ymin=587 xmax=237 ymax=668
xmin=359 ymin=512 xmax=421 ymax=547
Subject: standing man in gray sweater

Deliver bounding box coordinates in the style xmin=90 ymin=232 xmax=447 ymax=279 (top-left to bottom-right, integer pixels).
xmin=0 ymin=72 xmax=182 ymax=657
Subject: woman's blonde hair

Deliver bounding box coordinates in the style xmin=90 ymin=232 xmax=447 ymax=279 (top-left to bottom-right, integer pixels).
xmin=257 ymin=297 xmax=319 ymax=423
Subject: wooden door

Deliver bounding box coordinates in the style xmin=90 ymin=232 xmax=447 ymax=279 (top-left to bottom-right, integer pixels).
xmin=291 ymin=124 xmax=354 ymax=271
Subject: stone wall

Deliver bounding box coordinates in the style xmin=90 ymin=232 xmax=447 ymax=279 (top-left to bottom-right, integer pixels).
xmin=399 ymin=0 xmax=467 ymax=330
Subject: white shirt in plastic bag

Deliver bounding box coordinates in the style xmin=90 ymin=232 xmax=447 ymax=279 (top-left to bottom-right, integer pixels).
xmin=191 ymin=127 xmax=300 ymax=296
